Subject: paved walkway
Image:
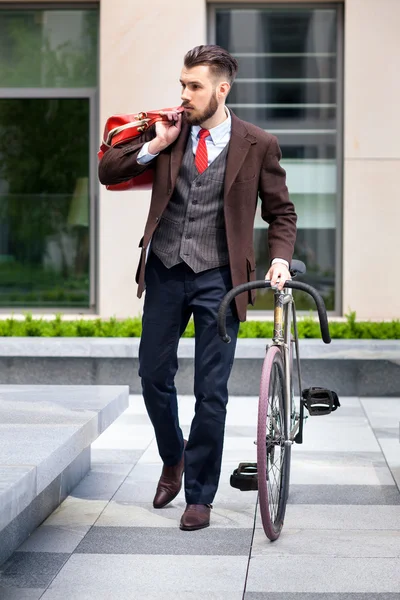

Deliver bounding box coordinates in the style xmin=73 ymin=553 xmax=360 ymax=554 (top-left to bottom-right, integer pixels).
xmin=0 ymin=394 xmax=400 ymax=599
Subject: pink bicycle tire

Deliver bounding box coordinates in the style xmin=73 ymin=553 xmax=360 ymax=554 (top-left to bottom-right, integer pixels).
xmin=257 ymin=345 xmax=291 ymax=541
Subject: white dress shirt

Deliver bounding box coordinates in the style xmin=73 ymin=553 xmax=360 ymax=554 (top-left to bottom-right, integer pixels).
xmin=136 ymin=109 xmax=288 ymax=269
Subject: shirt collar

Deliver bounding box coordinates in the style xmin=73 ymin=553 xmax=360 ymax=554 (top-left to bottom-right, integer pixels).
xmin=191 ymin=106 xmax=231 ymax=145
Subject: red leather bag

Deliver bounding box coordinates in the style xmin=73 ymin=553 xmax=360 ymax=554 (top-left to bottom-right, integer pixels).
xmin=98 ymin=107 xmax=183 ymax=191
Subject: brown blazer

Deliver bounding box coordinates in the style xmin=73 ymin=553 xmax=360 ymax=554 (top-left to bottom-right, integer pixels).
xmin=98 ymin=110 xmax=297 ymax=321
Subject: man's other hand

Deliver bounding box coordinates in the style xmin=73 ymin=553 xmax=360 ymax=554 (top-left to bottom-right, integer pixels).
xmin=265 ymin=262 xmax=291 ymax=291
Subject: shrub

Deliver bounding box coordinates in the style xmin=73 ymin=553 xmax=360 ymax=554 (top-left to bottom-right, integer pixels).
xmin=0 ymin=312 xmax=398 ymax=339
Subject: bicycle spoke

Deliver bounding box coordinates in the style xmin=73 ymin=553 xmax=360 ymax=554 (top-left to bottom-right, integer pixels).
xmin=264 ymin=363 xmax=286 ymax=525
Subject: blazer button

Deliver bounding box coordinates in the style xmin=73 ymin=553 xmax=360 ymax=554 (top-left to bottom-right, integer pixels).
xmin=155 ymin=217 xmax=159 ymax=222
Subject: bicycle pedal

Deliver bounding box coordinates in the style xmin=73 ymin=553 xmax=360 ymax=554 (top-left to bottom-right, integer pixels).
xmin=302 ymin=387 xmax=340 ymax=416
xmin=230 ymin=462 xmax=258 ymax=491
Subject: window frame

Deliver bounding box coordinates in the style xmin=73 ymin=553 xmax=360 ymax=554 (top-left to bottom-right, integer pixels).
xmin=0 ymin=1 xmax=99 ymax=313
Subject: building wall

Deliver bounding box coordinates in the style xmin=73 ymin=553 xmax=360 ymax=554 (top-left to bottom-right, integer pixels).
xmin=98 ymin=0 xmax=206 ymax=317
xmin=2 ymin=0 xmax=399 ymax=319
xmin=343 ymin=0 xmax=400 ymax=319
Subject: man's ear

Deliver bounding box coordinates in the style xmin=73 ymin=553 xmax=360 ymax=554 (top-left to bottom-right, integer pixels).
xmin=218 ymin=81 xmax=231 ymax=100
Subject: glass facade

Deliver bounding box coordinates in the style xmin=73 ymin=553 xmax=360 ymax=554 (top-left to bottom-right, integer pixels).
xmin=214 ymin=5 xmax=342 ymax=311
xmin=0 ymin=9 xmax=98 ymax=88
xmin=0 ymin=8 xmax=98 ymax=309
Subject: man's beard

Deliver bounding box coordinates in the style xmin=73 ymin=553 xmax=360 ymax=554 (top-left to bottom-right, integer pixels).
xmin=183 ymin=93 xmax=219 ymax=126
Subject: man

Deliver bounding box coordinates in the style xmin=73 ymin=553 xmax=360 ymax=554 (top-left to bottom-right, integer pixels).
xmin=98 ymin=45 xmax=297 ymax=531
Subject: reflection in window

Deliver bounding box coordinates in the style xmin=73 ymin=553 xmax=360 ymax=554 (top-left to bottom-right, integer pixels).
xmin=215 ymin=6 xmax=341 ymax=310
xmin=0 ymin=98 xmax=90 ymax=307
xmin=0 ymin=9 xmax=98 ymax=87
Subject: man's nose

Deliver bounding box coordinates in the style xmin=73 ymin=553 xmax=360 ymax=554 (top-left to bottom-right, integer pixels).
xmin=181 ymin=88 xmax=191 ymax=102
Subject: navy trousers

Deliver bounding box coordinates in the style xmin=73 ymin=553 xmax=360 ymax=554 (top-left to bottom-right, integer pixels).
xmin=138 ymin=252 xmax=240 ymax=504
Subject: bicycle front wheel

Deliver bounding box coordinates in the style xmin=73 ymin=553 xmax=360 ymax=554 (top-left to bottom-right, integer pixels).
xmin=257 ymin=345 xmax=291 ymax=541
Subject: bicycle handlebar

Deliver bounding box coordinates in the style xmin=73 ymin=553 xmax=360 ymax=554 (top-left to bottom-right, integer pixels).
xmin=217 ymin=280 xmax=331 ymax=344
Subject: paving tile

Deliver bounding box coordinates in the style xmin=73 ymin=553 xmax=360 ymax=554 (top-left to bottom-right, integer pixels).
xmin=69 ymin=463 xmax=132 ymax=501
xmin=41 ymin=555 xmax=248 ymax=598
xmin=0 ymin=552 xmax=69 ymax=589
xmin=95 ymin=500 xmax=256 ymax=528
xmin=91 ymin=448 xmax=144 ymax=465
xmin=43 ymin=590 xmax=243 ymax=600
xmin=292 ymin=450 xmax=391 ymax=467
xmin=75 ymin=525 xmax=253 ymax=555
xmin=265 ymin=504 xmax=400 ymax=530
xmin=372 ymin=428 xmax=399 ymax=440
xmin=289 ymin=455 xmax=394 ymax=486
xmin=251 ymin=527 xmax=400 ymax=557
xmin=245 ymin=556 xmax=400 ymax=593
xmin=125 ymin=462 xmax=164 ymax=482
xmin=298 ymin=419 xmax=381 ymax=453
xmin=112 ymin=478 xmax=171 ymax=504
xmin=18 ymin=524 xmax=90 ymax=554
xmin=43 ymin=497 xmax=108 ymax=528
xmin=131 ymin=440 xmax=165 ymax=464
xmin=361 ymin=398 xmax=400 ymax=429
xmin=245 ymin=594 xmax=400 ymax=599
xmin=90 ymin=423 xmax=155 ymax=451
xmin=0 ymin=588 xmax=46 ymax=600
xmin=378 ymin=438 xmax=400 ymax=488
xmin=213 ymin=481 xmax=258 ymax=504
xmin=224 ymin=425 xmax=257 ymax=437
xmin=286 ymin=484 xmax=400 ymax=505
xmin=224 ymin=396 xmax=259 ymax=427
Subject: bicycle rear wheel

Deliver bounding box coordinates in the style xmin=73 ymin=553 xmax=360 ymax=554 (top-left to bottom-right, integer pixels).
xmin=257 ymin=345 xmax=291 ymax=541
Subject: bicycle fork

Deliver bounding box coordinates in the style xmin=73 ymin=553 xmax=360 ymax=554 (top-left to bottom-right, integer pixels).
xmin=272 ymin=287 xmax=293 ymax=444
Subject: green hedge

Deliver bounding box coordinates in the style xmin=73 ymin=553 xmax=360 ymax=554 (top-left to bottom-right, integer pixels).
xmin=0 ymin=312 xmax=398 ymax=339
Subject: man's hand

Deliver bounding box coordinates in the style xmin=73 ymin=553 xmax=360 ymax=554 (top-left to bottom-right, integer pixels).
xmin=265 ymin=262 xmax=291 ymax=291
xmin=148 ymin=110 xmax=183 ymax=154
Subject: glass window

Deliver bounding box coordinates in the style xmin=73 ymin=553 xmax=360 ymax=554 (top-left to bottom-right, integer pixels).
xmin=0 ymin=98 xmax=91 ymax=308
xmin=0 ymin=7 xmax=98 ymax=309
xmin=0 ymin=9 xmax=98 ymax=88
xmin=214 ymin=6 xmax=342 ymax=311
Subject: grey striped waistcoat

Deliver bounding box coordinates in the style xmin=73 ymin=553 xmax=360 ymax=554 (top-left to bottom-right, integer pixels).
xmin=151 ymin=135 xmax=229 ymax=272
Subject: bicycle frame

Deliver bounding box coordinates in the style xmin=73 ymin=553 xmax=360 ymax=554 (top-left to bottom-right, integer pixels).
xmin=217 ymin=274 xmax=331 ymax=443
xmin=271 ymin=286 xmax=303 ymax=443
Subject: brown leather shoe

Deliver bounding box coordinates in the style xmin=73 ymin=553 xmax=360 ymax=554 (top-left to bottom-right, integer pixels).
xmin=180 ymin=504 xmax=212 ymax=531
xmin=153 ymin=441 xmax=187 ymax=509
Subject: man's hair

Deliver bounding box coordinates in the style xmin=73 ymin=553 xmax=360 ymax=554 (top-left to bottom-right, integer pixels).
xmin=184 ymin=45 xmax=238 ymax=84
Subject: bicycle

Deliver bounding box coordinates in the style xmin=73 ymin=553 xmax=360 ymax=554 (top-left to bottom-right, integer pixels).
xmin=217 ymin=260 xmax=340 ymax=541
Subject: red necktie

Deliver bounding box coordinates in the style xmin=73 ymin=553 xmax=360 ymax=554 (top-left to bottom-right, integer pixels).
xmin=195 ymin=128 xmax=210 ymax=174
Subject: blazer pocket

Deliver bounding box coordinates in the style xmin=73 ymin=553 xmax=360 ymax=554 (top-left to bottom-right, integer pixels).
xmin=234 ymin=167 xmax=256 ymax=183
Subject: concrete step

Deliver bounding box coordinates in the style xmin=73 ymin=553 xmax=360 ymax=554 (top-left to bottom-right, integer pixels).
xmin=0 ymin=338 xmax=398 ymax=396
xmin=0 ymin=385 xmax=129 ymax=566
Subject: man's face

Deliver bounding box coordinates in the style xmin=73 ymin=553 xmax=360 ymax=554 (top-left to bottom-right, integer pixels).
xmin=180 ymin=65 xmax=220 ymax=126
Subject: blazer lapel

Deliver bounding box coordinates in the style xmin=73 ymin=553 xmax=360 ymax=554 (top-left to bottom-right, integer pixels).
xmin=224 ymin=112 xmax=253 ymax=200
xmin=170 ymin=120 xmax=190 ymax=191
xmin=168 ymin=111 xmax=254 ymax=198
